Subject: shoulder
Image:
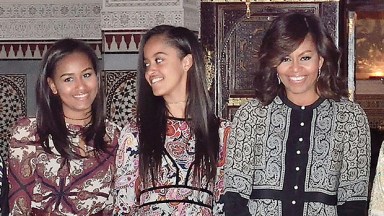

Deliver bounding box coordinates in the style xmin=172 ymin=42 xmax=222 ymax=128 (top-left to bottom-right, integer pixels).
xmin=325 ymin=98 xmax=366 ymax=114
xmin=219 ymin=118 xmax=231 ymax=130
xmin=10 ymin=117 xmax=37 ymax=143
xmin=105 ymin=119 xmax=121 ymax=135
xmin=121 ymin=120 xmax=139 ymax=135
xmin=119 ymin=121 xmax=139 ymax=147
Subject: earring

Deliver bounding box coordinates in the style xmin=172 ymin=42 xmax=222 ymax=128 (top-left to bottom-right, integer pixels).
xmin=277 ymin=74 xmax=281 ymax=84
xmin=317 ymin=68 xmax=321 ymax=81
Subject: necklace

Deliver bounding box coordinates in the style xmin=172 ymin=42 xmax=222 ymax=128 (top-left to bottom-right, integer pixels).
xmin=166 ymin=100 xmax=187 ymax=105
xmin=64 ymin=114 xmax=91 ymax=121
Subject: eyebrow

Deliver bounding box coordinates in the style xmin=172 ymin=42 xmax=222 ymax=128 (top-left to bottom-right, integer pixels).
xmin=144 ymin=51 xmax=167 ymax=60
xmin=59 ymin=67 xmax=94 ymax=78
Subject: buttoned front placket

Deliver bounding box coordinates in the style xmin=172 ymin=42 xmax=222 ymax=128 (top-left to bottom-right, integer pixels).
xmin=283 ymin=104 xmax=313 ymax=215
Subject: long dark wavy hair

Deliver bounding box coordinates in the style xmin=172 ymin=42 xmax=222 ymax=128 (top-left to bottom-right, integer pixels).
xmin=136 ymin=25 xmax=220 ymax=186
xmin=36 ymin=38 xmax=108 ymax=159
xmin=254 ymin=12 xmax=349 ymax=105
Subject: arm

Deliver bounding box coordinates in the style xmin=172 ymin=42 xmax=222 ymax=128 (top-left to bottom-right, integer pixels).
xmin=113 ymin=123 xmax=140 ymax=215
xmin=222 ymin=103 xmax=258 ymax=216
xmin=0 ymin=156 xmax=9 ymax=216
xmin=369 ymin=142 xmax=384 ymax=216
xmin=213 ymin=120 xmax=231 ymax=215
xmin=103 ymin=122 xmax=121 ymax=215
xmin=337 ymin=103 xmax=371 ymax=216
xmin=8 ymin=119 xmax=36 ymax=216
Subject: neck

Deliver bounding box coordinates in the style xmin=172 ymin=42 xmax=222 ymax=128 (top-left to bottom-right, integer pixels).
xmin=64 ymin=114 xmax=92 ymax=125
xmin=165 ymin=100 xmax=187 ymax=105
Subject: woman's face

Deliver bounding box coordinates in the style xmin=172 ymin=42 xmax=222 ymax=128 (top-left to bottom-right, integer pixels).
xmin=143 ymin=35 xmax=192 ymax=102
xmin=276 ymin=34 xmax=324 ymax=106
xmin=47 ymin=52 xmax=98 ymax=118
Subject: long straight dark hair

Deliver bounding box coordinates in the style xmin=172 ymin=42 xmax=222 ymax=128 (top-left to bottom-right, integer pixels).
xmin=35 ymin=38 xmax=109 ymax=159
xmin=136 ymin=25 xmax=220 ymax=186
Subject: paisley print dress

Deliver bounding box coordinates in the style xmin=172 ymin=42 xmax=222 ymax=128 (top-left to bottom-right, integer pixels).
xmin=369 ymin=141 xmax=384 ymax=216
xmin=8 ymin=117 xmax=120 ymax=216
xmin=223 ymin=95 xmax=371 ymax=216
xmin=114 ymin=117 xmax=230 ymax=215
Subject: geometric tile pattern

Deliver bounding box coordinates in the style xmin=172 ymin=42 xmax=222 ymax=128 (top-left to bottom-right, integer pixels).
xmin=103 ymin=31 xmax=144 ymax=53
xmin=0 ymin=41 xmax=102 ymax=59
xmin=104 ymin=70 xmax=137 ymax=129
xmin=0 ymin=74 xmax=27 ymax=162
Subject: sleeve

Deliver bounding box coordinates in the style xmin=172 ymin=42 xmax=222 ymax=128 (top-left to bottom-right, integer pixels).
xmin=8 ymin=121 xmax=36 ymax=216
xmin=103 ymin=122 xmax=121 ymax=215
xmin=222 ymin=103 xmax=258 ymax=216
xmin=113 ymin=123 xmax=141 ymax=215
xmin=0 ymin=156 xmax=9 ymax=216
xmin=212 ymin=120 xmax=231 ymax=215
xmin=369 ymin=142 xmax=384 ymax=216
xmin=337 ymin=103 xmax=371 ymax=216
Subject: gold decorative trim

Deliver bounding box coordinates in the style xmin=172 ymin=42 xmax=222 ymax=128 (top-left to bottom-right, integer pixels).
xmin=228 ymin=98 xmax=253 ymax=106
xmin=204 ymin=49 xmax=215 ymax=90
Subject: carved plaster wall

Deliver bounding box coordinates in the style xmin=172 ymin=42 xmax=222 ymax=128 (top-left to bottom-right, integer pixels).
xmin=101 ymin=0 xmax=200 ymax=31
xmin=0 ymin=1 xmax=102 ymax=40
xmin=0 ymin=0 xmax=200 ymax=58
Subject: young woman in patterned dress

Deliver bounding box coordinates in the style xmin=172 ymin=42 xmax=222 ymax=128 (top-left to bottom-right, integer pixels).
xmin=8 ymin=38 xmax=120 ymax=215
xmin=370 ymin=142 xmax=384 ymax=215
xmin=222 ymin=12 xmax=371 ymax=216
xmin=113 ymin=25 xmax=231 ymax=215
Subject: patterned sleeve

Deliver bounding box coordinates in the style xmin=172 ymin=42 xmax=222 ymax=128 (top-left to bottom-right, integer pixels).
xmin=113 ymin=122 xmax=140 ymax=215
xmin=103 ymin=121 xmax=121 ymax=214
xmin=213 ymin=119 xmax=231 ymax=215
xmin=337 ymin=102 xmax=371 ymax=215
xmin=222 ymin=101 xmax=259 ymax=216
xmin=0 ymin=155 xmax=9 ymax=216
xmin=369 ymin=142 xmax=384 ymax=216
xmin=8 ymin=118 xmax=37 ymax=216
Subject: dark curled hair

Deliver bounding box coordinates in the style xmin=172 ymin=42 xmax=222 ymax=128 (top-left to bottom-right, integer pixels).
xmin=254 ymin=12 xmax=349 ymax=105
xmin=36 ymin=38 xmax=108 ymax=159
xmin=136 ymin=25 xmax=220 ymax=186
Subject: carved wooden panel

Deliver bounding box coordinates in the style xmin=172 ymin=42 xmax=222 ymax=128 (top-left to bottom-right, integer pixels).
xmin=201 ymin=2 xmax=339 ymax=119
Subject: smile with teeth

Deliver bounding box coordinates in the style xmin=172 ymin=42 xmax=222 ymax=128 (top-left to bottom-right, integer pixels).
xmin=151 ymin=77 xmax=164 ymax=84
xmin=289 ymin=76 xmax=305 ymax=82
xmin=74 ymin=93 xmax=88 ymax=99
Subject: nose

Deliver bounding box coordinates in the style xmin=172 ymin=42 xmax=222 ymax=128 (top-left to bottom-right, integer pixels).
xmin=75 ymin=78 xmax=85 ymax=90
xmin=291 ymin=60 xmax=301 ymax=73
xmin=145 ymin=63 xmax=157 ymax=75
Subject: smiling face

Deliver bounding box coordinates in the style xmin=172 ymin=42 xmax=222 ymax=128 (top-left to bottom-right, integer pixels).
xmin=143 ymin=35 xmax=192 ymax=102
xmin=277 ymin=34 xmax=324 ymax=106
xmin=47 ymin=52 xmax=98 ymax=119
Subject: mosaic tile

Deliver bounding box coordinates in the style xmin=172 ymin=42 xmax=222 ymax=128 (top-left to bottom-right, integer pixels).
xmin=0 ymin=74 xmax=27 ymax=162
xmin=104 ymin=70 xmax=137 ymax=129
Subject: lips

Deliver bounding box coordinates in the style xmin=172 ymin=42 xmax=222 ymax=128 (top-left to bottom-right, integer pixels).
xmin=150 ymin=77 xmax=163 ymax=85
xmin=289 ymin=76 xmax=305 ymax=82
xmin=74 ymin=93 xmax=88 ymax=100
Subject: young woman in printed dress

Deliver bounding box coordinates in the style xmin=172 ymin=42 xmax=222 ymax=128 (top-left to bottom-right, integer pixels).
xmin=113 ymin=25 xmax=231 ymax=215
xmin=370 ymin=141 xmax=384 ymax=216
xmin=8 ymin=38 xmax=120 ymax=215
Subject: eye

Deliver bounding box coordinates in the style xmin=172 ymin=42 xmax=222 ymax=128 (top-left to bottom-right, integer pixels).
xmin=144 ymin=62 xmax=150 ymax=67
xmin=301 ymin=56 xmax=312 ymax=61
xmin=281 ymin=57 xmax=291 ymax=63
xmin=63 ymin=77 xmax=73 ymax=82
xmin=83 ymin=73 xmax=92 ymax=78
xmin=155 ymin=58 xmax=163 ymax=64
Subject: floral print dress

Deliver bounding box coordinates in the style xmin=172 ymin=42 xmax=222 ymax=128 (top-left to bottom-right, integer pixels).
xmin=370 ymin=141 xmax=384 ymax=216
xmin=8 ymin=117 xmax=120 ymax=216
xmin=114 ymin=117 xmax=230 ymax=215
